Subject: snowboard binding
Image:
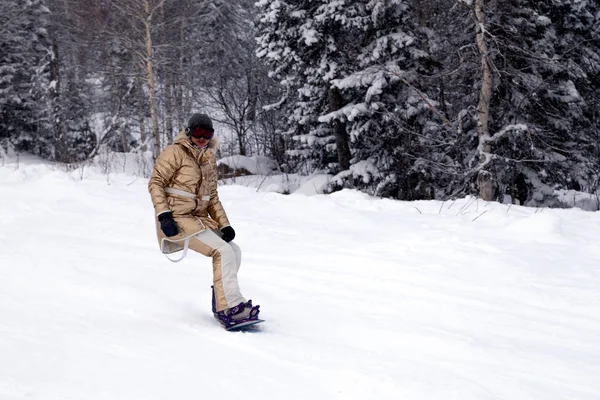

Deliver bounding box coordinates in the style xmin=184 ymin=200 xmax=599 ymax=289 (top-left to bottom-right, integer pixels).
xmin=211 ymin=285 xmax=261 ymax=328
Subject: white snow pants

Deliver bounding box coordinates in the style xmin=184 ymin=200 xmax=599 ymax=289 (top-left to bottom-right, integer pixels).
xmin=187 ymin=229 xmax=246 ymax=312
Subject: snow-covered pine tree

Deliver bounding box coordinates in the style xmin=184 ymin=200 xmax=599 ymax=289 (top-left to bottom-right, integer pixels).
xmin=257 ymin=0 xmax=443 ymax=198
xmin=546 ymin=0 xmax=600 ymax=195
xmin=58 ymin=79 xmax=97 ymax=162
xmin=0 ymin=0 xmax=54 ymax=157
xmin=420 ymin=0 xmax=600 ymax=205
xmin=0 ymin=0 xmax=27 ymax=146
xmin=189 ymin=0 xmax=250 ymax=81
xmin=409 ymin=0 xmax=477 ymax=200
xmin=323 ymin=0 xmax=445 ymax=199
xmin=256 ymin=0 xmax=359 ymax=174
xmin=469 ymin=0 xmax=600 ymax=205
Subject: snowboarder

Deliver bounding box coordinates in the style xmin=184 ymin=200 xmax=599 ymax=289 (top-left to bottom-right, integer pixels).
xmin=148 ymin=113 xmax=260 ymax=327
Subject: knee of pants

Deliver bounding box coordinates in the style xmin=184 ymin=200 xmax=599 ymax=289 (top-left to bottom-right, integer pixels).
xmin=229 ymin=242 xmax=242 ymax=263
xmin=215 ymin=242 xmax=236 ymax=262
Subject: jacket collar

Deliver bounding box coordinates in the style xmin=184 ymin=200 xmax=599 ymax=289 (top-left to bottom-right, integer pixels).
xmin=174 ymin=131 xmax=218 ymax=153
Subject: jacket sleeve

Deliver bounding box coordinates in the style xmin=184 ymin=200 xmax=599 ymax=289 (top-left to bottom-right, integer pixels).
xmin=207 ymin=154 xmax=230 ymax=228
xmin=148 ymin=145 xmax=181 ymax=217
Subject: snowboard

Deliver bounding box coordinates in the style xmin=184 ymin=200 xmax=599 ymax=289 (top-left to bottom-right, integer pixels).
xmin=224 ymin=319 xmax=265 ymax=331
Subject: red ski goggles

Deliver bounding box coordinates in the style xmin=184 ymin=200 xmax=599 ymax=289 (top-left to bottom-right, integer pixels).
xmin=189 ymin=127 xmax=214 ymax=140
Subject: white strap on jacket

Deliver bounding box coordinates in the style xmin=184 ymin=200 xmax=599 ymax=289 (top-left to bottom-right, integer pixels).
xmin=165 ymin=187 xmax=197 ymax=198
xmin=165 ymin=187 xmax=210 ymax=201
xmin=161 ymin=237 xmax=190 ymax=263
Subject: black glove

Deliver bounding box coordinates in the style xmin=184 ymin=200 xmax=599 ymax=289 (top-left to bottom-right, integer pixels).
xmin=221 ymin=226 xmax=235 ymax=243
xmin=158 ymin=211 xmax=179 ymax=237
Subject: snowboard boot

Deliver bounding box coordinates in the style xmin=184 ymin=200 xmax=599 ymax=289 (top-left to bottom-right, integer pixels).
xmin=227 ymin=300 xmax=260 ymax=321
xmin=214 ymin=299 xmax=261 ymax=327
xmin=212 ymin=285 xmax=260 ymax=327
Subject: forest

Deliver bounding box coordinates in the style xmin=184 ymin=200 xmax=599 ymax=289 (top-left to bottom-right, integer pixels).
xmin=1 ymin=0 xmax=599 ymax=206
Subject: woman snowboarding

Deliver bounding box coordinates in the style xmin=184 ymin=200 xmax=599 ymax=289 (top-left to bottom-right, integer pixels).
xmin=148 ymin=113 xmax=260 ymax=328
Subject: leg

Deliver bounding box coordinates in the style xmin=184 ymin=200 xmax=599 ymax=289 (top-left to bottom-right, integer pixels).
xmin=188 ymin=229 xmax=246 ymax=312
xmin=229 ymin=241 xmax=242 ymax=273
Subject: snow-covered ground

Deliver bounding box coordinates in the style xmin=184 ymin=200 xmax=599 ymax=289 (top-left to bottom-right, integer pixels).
xmin=1 ymin=158 xmax=599 ymax=400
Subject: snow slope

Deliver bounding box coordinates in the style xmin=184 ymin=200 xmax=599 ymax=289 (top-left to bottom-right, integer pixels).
xmin=1 ymin=159 xmax=599 ymax=400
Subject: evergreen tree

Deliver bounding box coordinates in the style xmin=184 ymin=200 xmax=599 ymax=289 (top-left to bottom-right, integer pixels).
xmin=325 ymin=0 xmax=441 ymax=199
xmin=470 ymin=0 xmax=600 ymax=204
xmin=257 ymin=0 xmax=439 ymax=198
xmin=419 ymin=0 xmax=600 ymax=204
xmin=0 ymin=0 xmax=54 ymax=157
xmin=547 ymin=0 xmax=600 ymax=193
xmin=59 ymin=79 xmax=97 ymax=162
xmin=256 ymin=0 xmax=362 ymax=174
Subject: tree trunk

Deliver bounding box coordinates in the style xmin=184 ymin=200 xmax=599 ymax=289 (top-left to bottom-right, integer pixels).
xmin=144 ymin=0 xmax=161 ymax=159
xmin=237 ymin=137 xmax=247 ymax=156
xmin=246 ymin=65 xmax=258 ymax=122
xmin=165 ymin=73 xmax=174 ymax=144
xmin=439 ymin=77 xmax=448 ymax=118
xmin=328 ymin=87 xmax=351 ymax=170
xmin=474 ymin=0 xmax=494 ymax=201
xmin=175 ymin=20 xmax=186 ymax=129
xmin=120 ymin=128 xmax=130 ymax=152
xmin=139 ymin=113 xmax=148 ymax=152
xmin=135 ymin=76 xmax=148 ymax=152
xmin=49 ymin=38 xmax=65 ymax=161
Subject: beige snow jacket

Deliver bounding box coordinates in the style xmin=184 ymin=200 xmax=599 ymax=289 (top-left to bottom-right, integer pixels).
xmin=148 ymin=131 xmax=229 ymax=253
